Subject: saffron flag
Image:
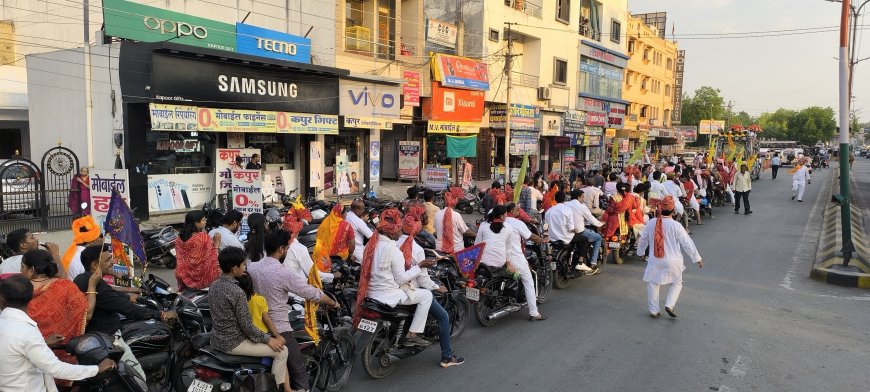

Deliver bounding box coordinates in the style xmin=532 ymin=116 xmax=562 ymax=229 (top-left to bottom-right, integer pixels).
xmin=454 ymin=243 xmax=486 ymax=279
xmin=103 ymin=190 xmax=146 ymax=263
xmin=513 ymin=153 xmax=529 ymax=203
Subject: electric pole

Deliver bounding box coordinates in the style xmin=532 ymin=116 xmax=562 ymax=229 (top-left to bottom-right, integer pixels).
xmin=837 ymin=0 xmax=855 ymax=267
xmin=502 ymin=23 xmax=521 ymax=183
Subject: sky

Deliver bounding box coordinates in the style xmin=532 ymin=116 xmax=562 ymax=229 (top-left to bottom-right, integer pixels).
xmin=629 ymin=0 xmax=867 ymax=120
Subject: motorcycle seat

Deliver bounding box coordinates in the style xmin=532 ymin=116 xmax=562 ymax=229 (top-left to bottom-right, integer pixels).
xmin=200 ymin=347 xmax=264 ymax=366
xmin=362 ymin=298 xmax=415 ymax=317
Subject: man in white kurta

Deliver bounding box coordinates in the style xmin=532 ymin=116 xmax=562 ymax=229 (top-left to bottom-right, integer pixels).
xmin=791 ymin=160 xmax=811 ymax=202
xmin=504 ymin=203 xmax=548 ymax=319
xmin=636 ymin=198 xmax=703 ymax=318
xmin=363 ymin=209 xmax=435 ymax=346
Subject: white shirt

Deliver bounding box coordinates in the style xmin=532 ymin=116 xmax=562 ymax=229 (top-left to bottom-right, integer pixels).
xmin=67 ymin=246 xmax=86 ymax=280
xmin=503 ymin=217 xmax=532 ymax=264
xmin=366 ymin=235 xmax=423 ymax=307
xmin=0 ymin=254 xmax=23 ymax=275
xmin=283 ymin=239 xmax=334 ymax=284
xmin=663 ymin=181 xmax=686 ymax=214
xmin=792 ymin=165 xmax=810 ymax=182
xmin=566 ymin=199 xmax=604 ymax=231
xmin=209 ymin=226 xmax=243 ymax=251
xmin=398 ymin=235 xmax=440 ymax=290
xmin=474 ymin=222 xmax=516 ymax=268
xmin=434 ymin=208 xmax=469 ymax=253
xmin=346 ymin=211 xmax=373 ymax=262
xmin=0 ymin=308 xmax=99 ymax=392
xmin=637 ymin=217 xmax=702 ymax=285
xmin=771 ymin=156 xmax=781 ymax=165
xmin=545 ymin=203 xmax=575 ymax=244
xmin=581 ymin=186 xmax=603 ymax=209
xmin=648 ymin=179 xmax=668 ymax=200
xmin=529 ymin=187 xmax=544 ymax=210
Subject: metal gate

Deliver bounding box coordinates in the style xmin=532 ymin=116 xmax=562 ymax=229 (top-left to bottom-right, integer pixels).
xmin=0 ymin=147 xmax=80 ymax=233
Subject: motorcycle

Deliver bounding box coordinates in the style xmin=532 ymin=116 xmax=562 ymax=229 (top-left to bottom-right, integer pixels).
xmin=65 ymin=332 xmax=148 ymax=392
xmin=202 ymin=193 xmax=228 ymax=233
xmin=141 ymin=226 xmax=178 ymax=269
xmin=550 ymin=226 xmax=603 ymax=289
xmin=124 ymin=274 xmax=210 ymax=392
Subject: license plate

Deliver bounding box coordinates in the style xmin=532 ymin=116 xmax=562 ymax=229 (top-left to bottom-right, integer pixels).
xmin=608 ymin=242 xmax=621 ymax=249
xmin=357 ymin=318 xmax=378 ymax=333
xmin=465 ymin=287 xmax=480 ymax=301
xmin=550 ymin=262 xmax=557 ymax=271
xmin=170 ymin=248 xmax=177 ymax=256
xmin=187 ymin=379 xmax=213 ymax=392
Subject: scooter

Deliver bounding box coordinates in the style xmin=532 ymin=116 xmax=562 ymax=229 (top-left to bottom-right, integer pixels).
xmin=141 ymin=226 xmax=177 ymax=269
xmin=65 ymin=332 xmax=147 ymax=392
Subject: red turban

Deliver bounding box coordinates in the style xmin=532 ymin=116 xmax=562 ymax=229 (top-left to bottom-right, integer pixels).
xmin=647 ymin=196 xmax=676 ymax=258
xmin=377 ymin=208 xmax=403 ymax=237
xmin=401 ymin=205 xmax=424 ymax=268
xmin=283 ymin=215 xmax=304 ymax=241
xmin=444 ymin=187 xmax=464 ymax=208
xmin=355 ymin=208 xmax=403 ymax=328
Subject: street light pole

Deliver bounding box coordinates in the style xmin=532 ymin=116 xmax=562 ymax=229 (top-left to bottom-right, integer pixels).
xmin=837 ymin=0 xmax=855 ymax=267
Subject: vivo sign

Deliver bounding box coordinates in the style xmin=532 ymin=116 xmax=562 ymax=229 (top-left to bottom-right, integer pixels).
xmin=339 ymin=80 xmax=401 ymax=118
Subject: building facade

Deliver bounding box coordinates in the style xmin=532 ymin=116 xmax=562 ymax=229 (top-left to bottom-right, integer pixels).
xmin=622 ymin=13 xmax=679 ymax=153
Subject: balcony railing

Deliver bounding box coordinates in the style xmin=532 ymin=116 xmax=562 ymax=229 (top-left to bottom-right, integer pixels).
xmin=579 ymin=23 xmax=602 ymax=41
xmin=512 ymin=71 xmax=539 ymax=88
xmin=506 ymin=0 xmax=542 ymax=18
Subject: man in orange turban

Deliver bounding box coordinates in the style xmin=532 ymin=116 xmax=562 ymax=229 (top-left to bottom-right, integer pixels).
xmin=62 ymin=215 xmax=104 ymax=279
xmin=636 ymin=195 xmax=703 ymax=318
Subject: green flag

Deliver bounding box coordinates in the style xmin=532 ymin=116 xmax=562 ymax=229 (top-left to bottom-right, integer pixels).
xmin=513 ymin=153 xmax=529 ymax=203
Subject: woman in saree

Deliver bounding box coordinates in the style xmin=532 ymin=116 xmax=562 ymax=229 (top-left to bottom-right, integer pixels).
xmin=67 ymin=167 xmax=91 ymax=216
xmin=601 ymin=182 xmax=635 ymax=241
xmin=21 ymin=248 xmax=101 ymax=389
xmin=175 ymin=210 xmax=221 ymax=292
xmin=312 ymin=204 xmax=354 ymax=272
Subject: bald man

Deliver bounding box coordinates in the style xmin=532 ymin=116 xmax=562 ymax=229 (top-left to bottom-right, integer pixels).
xmin=346 ymin=200 xmax=373 ymax=262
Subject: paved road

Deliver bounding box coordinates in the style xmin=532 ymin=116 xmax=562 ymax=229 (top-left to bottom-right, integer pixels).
xmin=33 ymin=165 xmax=870 ymax=391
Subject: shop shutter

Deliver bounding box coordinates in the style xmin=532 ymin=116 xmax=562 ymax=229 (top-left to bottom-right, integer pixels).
xmin=381 ymin=131 xmax=401 ymax=179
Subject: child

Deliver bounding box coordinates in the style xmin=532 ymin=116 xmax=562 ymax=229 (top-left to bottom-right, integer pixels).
xmin=237 ymin=272 xmax=292 ymax=392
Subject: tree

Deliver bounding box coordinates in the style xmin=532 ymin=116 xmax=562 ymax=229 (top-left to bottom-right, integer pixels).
xmin=757 ymin=108 xmax=796 ymax=140
xmin=786 ymin=107 xmax=836 ymax=145
xmin=680 ymin=86 xmax=727 ymax=147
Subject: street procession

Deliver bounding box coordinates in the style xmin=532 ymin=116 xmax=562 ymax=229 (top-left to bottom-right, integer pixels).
xmin=0 ymin=0 xmax=868 ymax=391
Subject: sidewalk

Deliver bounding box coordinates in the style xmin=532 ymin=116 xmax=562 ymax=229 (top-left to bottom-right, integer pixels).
xmin=810 ymin=159 xmax=870 ymax=288
xmin=376 ymin=179 xmax=494 ymax=201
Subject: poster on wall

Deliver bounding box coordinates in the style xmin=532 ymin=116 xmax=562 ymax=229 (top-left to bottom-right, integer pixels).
xmin=227 ymin=133 xmax=245 ymax=148
xmin=562 ymin=149 xmax=576 ymax=164
xmin=231 ymin=170 xmax=263 ymax=235
xmin=370 ymin=140 xmax=380 ymax=185
xmin=425 ymin=167 xmax=449 ymax=191
xmin=89 ymin=169 xmax=130 ymax=229
xmin=334 ymin=152 xmax=350 ymax=195
xmin=398 ymin=141 xmax=421 ymax=180
xmin=309 ymin=140 xmax=324 ymax=189
xmin=147 ymin=173 xmax=214 ymax=213
xmin=403 ymin=71 xmax=421 ymax=106
xmin=216 ymin=148 xmax=260 ymax=193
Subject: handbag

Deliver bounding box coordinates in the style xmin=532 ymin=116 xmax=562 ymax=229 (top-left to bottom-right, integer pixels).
xmin=231 ymin=370 xmax=279 ymax=392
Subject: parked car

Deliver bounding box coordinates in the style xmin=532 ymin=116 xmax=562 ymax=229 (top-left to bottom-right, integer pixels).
xmin=0 ymin=160 xmax=41 ymax=216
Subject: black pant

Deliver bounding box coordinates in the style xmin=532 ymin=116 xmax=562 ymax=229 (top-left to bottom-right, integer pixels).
xmin=280 ymin=331 xmax=309 ymax=390
xmin=734 ymin=191 xmax=750 ymax=213
xmin=772 ymin=165 xmax=779 ymax=179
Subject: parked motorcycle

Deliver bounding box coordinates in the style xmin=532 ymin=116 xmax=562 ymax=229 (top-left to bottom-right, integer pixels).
xmin=65 ymin=332 xmax=148 ymax=392
xmin=141 ymin=226 xmax=177 ymax=269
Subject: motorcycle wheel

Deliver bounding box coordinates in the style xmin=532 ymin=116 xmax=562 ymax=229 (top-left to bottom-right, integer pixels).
xmin=474 ymin=279 xmax=506 ymax=327
xmin=535 ymin=266 xmax=553 ymax=304
xmin=552 ymin=250 xmax=570 ymax=289
xmin=161 ymin=254 xmax=176 ymax=269
xmin=607 ymin=249 xmax=622 ymax=265
xmin=448 ymin=294 xmax=470 ymax=339
xmin=321 ymin=328 xmax=356 ymax=392
xmin=361 ymin=328 xmax=395 ymax=379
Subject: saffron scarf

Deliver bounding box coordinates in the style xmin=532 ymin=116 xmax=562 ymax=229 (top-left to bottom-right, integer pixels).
xmin=648 ymin=196 xmax=675 ymax=258
xmin=440 ymin=187 xmax=464 ymax=253
xmin=304 ymin=261 xmax=322 ymax=345
xmin=61 ymin=215 xmax=101 ymax=273
xmin=542 ymin=184 xmax=559 ymax=211
xmin=401 ymin=205 xmax=424 ymax=268
xmin=28 ymin=279 xmax=88 ymax=387
xmin=353 ymin=209 xmax=403 ymax=328
xmin=174 ymin=232 xmax=219 ymax=291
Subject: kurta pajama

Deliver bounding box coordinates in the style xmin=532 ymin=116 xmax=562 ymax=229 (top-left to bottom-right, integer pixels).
xmin=636 ymin=217 xmax=702 ymax=314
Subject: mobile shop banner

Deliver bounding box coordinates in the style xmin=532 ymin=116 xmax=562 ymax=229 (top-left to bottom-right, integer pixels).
xmin=149 ymin=104 xmax=338 ymax=134
xmin=425 ymin=167 xmax=449 ymax=191
xmin=489 ymin=104 xmax=541 ymax=131
xmin=431 ymin=53 xmax=490 ymax=91
xmin=89 ymin=169 xmax=130 ymax=230
xmin=398 ymin=141 xmax=421 ymax=180
xmin=146 ymin=173 xmax=213 ymax=213
xmin=149 ymin=104 xmax=198 ymax=131
xmin=231 ymin=170 xmax=263 ymax=235
xmin=198 ymin=108 xmax=277 ymax=133
xmin=216 ymin=148 xmax=261 ymax=193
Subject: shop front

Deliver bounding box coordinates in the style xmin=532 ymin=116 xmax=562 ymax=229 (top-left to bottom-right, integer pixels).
xmin=422 ymin=81 xmax=485 ymax=187
xmin=120 ymin=42 xmax=345 ymax=220
xmin=489 ymin=104 xmax=542 ymax=183
xmin=540 ymin=111 xmax=563 ymax=176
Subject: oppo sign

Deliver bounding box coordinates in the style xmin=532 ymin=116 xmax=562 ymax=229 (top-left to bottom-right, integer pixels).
xmin=143 ymin=16 xmax=208 ymax=39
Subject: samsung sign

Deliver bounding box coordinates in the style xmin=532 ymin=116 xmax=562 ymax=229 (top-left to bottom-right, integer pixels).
xmin=236 ymin=23 xmax=311 ymax=63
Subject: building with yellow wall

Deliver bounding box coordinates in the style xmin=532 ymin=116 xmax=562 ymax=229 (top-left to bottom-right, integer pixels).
xmin=622 ymin=13 xmax=679 ymax=147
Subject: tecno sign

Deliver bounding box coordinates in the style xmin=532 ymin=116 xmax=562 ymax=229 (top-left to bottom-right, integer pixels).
xmin=143 ymin=16 xmax=208 ymax=39
xmin=340 ymin=80 xmax=401 ymax=118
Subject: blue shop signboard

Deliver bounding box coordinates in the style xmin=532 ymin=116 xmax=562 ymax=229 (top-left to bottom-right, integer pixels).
xmin=236 ymin=23 xmax=311 ymax=63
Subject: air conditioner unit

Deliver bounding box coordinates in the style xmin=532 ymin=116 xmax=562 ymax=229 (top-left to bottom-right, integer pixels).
xmin=345 ymin=26 xmax=372 ymax=53
xmin=537 ymin=87 xmax=551 ymax=100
